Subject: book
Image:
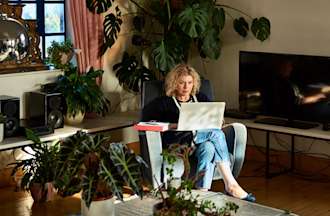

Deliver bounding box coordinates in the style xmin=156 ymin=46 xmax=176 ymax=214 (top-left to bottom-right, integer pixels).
xmin=133 ymin=122 xmax=170 ymax=132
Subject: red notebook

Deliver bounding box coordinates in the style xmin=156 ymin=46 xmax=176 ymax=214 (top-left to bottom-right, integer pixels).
xmin=134 ymin=122 xmax=170 ymax=132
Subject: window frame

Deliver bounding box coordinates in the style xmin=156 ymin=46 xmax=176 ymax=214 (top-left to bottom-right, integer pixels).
xmin=8 ymin=0 xmax=67 ymax=59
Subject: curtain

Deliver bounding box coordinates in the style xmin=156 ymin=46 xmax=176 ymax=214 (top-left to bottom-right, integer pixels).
xmin=67 ymin=0 xmax=103 ymax=74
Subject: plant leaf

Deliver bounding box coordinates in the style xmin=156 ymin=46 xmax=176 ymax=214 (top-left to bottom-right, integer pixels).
xmin=81 ymin=171 xmax=98 ymax=208
xmin=25 ymin=128 xmax=41 ymax=144
xmin=233 ymin=17 xmax=249 ymax=38
xmin=177 ymin=4 xmax=208 ymax=38
xmin=212 ymin=7 xmax=225 ymax=30
xmin=251 ymin=17 xmax=271 ymax=41
xmin=86 ymin=0 xmax=114 ymax=14
xmin=152 ymin=39 xmax=183 ymax=73
xmin=103 ymin=7 xmax=122 ymax=50
xmin=199 ymin=28 xmax=221 ymax=59
xmin=113 ymin=52 xmax=156 ymax=92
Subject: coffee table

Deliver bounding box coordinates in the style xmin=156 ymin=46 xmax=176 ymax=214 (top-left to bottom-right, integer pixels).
xmin=115 ymin=190 xmax=297 ymax=216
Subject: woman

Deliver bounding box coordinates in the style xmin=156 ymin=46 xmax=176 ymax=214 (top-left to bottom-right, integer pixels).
xmin=142 ymin=64 xmax=255 ymax=202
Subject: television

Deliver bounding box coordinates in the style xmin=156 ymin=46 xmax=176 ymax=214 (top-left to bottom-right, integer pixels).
xmin=239 ymin=51 xmax=330 ymax=128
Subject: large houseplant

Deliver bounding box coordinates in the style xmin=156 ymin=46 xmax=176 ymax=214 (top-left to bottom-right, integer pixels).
xmin=54 ymin=131 xmax=146 ymax=215
xmin=9 ymin=128 xmax=59 ymax=203
xmin=86 ymin=0 xmax=271 ymax=92
xmin=55 ymin=66 xmax=110 ymax=124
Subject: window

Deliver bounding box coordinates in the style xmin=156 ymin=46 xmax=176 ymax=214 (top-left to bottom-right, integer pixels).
xmin=8 ymin=0 xmax=66 ymax=59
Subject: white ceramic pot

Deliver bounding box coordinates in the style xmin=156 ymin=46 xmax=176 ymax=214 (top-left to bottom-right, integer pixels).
xmin=65 ymin=111 xmax=85 ymax=125
xmin=0 ymin=123 xmax=3 ymax=143
xmin=81 ymin=197 xmax=115 ymax=216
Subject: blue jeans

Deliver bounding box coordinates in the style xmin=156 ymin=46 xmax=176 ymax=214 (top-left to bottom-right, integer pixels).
xmin=194 ymin=129 xmax=230 ymax=189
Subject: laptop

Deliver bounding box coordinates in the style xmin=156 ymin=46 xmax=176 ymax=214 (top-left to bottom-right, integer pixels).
xmin=177 ymin=102 xmax=226 ymax=130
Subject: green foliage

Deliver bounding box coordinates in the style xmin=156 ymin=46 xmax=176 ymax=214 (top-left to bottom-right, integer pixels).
xmin=156 ymin=144 xmax=239 ymax=215
xmin=0 ymin=113 xmax=5 ymax=124
xmin=9 ymin=128 xmax=60 ymax=190
xmin=55 ymin=66 xmax=110 ymax=116
xmin=55 ymin=131 xmax=146 ymax=208
xmin=47 ymin=40 xmax=74 ymax=70
xmin=86 ymin=0 xmax=271 ymax=92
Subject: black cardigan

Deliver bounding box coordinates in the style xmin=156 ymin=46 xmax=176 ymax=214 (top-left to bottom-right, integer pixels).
xmin=141 ymin=92 xmax=210 ymax=147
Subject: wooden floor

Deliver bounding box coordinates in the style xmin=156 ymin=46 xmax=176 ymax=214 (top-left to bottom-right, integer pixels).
xmin=0 ymin=155 xmax=329 ymax=215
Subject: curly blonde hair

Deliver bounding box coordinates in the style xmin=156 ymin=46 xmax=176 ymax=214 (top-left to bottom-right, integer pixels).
xmin=165 ymin=64 xmax=201 ymax=97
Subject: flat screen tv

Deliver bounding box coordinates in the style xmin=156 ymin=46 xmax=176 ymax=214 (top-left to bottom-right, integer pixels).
xmin=239 ymin=51 xmax=330 ymax=126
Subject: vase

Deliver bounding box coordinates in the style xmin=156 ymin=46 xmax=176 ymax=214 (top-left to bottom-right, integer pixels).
xmin=81 ymin=197 xmax=115 ymax=216
xmin=29 ymin=182 xmax=56 ymax=203
xmin=65 ymin=111 xmax=85 ymax=125
xmin=0 ymin=123 xmax=3 ymax=142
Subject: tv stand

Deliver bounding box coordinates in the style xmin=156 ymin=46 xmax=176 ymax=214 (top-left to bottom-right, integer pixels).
xmin=254 ymin=117 xmax=319 ymax=129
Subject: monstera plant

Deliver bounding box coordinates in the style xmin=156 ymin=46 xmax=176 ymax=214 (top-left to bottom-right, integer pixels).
xmin=86 ymin=0 xmax=271 ymax=92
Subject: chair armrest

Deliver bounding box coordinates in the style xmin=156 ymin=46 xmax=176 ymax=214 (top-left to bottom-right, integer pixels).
xmin=230 ymin=123 xmax=247 ymax=178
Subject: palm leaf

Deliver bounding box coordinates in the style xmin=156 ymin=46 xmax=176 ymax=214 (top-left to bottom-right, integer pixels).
xmin=251 ymin=17 xmax=271 ymax=41
xmin=177 ymin=4 xmax=208 ymax=38
xmin=86 ymin=0 xmax=114 ymax=14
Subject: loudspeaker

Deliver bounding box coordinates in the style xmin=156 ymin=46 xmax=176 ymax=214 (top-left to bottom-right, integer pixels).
xmin=27 ymin=91 xmax=65 ymax=129
xmin=0 ymin=95 xmax=20 ymax=137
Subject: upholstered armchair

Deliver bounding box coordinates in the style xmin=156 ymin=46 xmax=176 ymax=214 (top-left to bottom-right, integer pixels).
xmin=139 ymin=80 xmax=247 ymax=188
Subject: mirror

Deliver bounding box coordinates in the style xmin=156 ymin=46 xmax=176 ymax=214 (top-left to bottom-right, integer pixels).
xmin=0 ymin=1 xmax=47 ymax=74
xmin=0 ymin=15 xmax=29 ymax=62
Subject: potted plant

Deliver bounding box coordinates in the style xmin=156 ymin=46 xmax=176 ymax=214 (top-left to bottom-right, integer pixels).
xmin=9 ymin=128 xmax=59 ymax=203
xmin=54 ymin=131 xmax=146 ymax=216
xmin=55 ymin=66 xmax=110 ymax=125
xmin=0 ymin=113 xmax=5 ymax=142
xmin=47 ymin=40 xmax=74 ymax=71
xmin=86 ymin=0 xmax=271 ymax=92
xmin=153 ymin=144 xmax=239 ymax=215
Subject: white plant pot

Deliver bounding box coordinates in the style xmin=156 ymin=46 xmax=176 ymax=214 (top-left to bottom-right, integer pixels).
xmin=65 ymin=111 xmax=85 ymax=125
xmin=81 ymin=197 xmax=115 ymax=216
xmin=0 ymin=123 xmax=3 ymax=143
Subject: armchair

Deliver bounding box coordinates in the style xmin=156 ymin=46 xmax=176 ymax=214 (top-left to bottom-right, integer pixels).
xmin=139 ymin=80 xmax=247 ymax=188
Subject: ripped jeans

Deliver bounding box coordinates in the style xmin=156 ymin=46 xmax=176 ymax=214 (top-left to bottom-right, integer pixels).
xmin=194 ymin=129 xmax=230 ymax=189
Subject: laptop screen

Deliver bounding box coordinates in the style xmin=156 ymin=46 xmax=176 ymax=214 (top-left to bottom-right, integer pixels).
xmin=177 ymin=102 xmax=226 ymax=131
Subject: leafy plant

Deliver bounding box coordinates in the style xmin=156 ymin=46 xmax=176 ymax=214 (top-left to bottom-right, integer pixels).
xmin=86 ymin=0 xmax=271 ymax=92
xmin=154 ymin=144 xmax=239 ymax=215
xmin=9 ymin=128 xmax=60 ymax=192
xmin=0 ymin=113 xmax=5 ymax=124
xmin=55 ymin=66 xmax=110 ymax=116
xmin=55 ymin=130 xmax=147 ymax=208
xmin=47 ymin=40 xmax=74 ymax=70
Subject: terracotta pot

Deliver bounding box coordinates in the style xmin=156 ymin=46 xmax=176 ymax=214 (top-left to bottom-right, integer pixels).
xmin=81 ymin=197 xmax=115 ymax=216
xmin=29 ymin=182 xmax=56 ymax=203
xmin=65 ymin=111 xmax=85 ymax=125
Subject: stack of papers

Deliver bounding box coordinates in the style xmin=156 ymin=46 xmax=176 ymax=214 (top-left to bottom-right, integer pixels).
xmin=133 ymin=122 xmax=170 ymax=132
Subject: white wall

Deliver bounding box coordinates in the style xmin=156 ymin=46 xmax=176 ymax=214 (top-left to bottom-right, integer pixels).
xmin=191 ymin=0 xmax=330 ymax=157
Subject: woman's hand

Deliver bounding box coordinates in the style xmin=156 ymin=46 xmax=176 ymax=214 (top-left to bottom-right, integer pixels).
xmin=169 ymin=123 xmax=178 ymax=129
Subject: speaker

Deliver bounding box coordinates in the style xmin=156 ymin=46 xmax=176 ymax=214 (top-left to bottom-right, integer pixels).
xmin=0 ymin=95 xmax=20 ymax=137
xmin=27 ymin=91 xmax=65 ymax=129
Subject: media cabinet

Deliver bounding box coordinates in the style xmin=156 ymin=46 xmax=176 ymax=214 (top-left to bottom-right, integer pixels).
xmin=226 ymin=117 xmax=330 ymax=178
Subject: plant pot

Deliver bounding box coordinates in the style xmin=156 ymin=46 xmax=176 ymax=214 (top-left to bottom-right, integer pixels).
xmin=65 ymin=111 xmax=85 ymax=125
xmin=81 ymin=197 xmax=115 ymax=216
xmin=0 ymin=123 xmax=3 ymax=143
xmin=29 ymin=182 xmax=56 ymax=203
